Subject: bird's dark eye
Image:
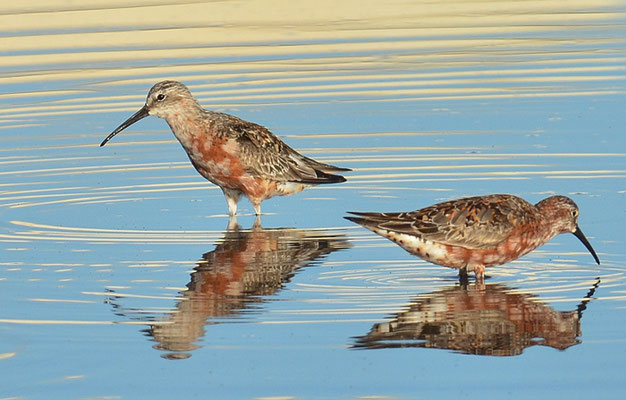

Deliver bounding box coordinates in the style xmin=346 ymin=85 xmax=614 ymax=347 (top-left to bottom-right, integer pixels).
xmin=156 ymin=93 xmax=165 ymax=101
xmin=571 ymin=210 xmax=579 ymax=218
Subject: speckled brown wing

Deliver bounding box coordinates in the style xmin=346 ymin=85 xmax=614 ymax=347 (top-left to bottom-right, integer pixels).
xmin=349 ymin=195 xmax=540 ymax=250
xmin=218 ymin=113 xmax=349 ymax=183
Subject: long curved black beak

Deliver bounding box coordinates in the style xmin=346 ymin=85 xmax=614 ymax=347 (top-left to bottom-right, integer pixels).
xmin=100 ymin=105 xmax=149 ymax=147
xmin=573 ymin=226 xmax=600 ymax=265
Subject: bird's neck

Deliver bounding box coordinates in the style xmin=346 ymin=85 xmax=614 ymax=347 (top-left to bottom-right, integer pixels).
xmin=162 ymin=102 xmax=208 ymax=141
xmin=536 ymin=205 xmax=566 ymax=241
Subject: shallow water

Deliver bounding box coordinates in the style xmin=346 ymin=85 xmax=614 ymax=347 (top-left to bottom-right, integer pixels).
xmin=1 ymin=1 xmax=626 ymax=399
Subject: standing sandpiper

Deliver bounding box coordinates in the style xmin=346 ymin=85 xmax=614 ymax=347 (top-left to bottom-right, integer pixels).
xmin=100 ymin=80 xmax=350 ymax=216
xmin=346 ymin=194 xmax=600 ymax=280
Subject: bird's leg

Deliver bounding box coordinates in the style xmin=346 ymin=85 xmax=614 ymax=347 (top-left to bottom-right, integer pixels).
xmin=226 ymin=215 xmax=239 ymax=231
xmin=474 ymin=265 xmax=485 ymax=284
xmin=458 ymin=266 xmax=469 ymax=286
xmin=222 ymin=188 xmax=241 ymax=216
xmin=252 ymin=214 xmax=262 ymax=230
xmin=252 ymin=201 xmax=261 ymax=216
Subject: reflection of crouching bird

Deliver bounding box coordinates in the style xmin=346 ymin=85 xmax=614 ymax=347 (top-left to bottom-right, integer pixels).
xmin=353 ymin=278 xmax=600 ymax=356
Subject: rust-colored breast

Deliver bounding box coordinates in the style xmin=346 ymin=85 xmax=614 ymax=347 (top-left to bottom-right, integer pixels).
xmin=188 ymin=135 xmax=286 ymax=202
xmin=463 ymin=223 xmax=547 ymax=268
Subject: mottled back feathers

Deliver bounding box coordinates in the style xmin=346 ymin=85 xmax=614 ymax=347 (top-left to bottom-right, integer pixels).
xmin=347 ymin=194 xmax=541 ymax=250
xmin=207 ymin=110 xmax=348 ymax=184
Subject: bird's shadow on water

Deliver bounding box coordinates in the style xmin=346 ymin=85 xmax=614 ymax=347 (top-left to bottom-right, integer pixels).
xmin=104 ymin=218 xmax=351 ymax=360
xmin=351 ymin=276 xmax=600 ymax=356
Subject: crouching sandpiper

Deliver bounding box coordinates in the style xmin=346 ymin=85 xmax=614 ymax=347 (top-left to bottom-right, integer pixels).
xmin=346 ymin=194 xmax=600 ymax=281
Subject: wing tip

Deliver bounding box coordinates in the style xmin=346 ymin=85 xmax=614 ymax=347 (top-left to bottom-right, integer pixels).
xmin=298 ymin=170 xmax=348 ymax=184
xmin=329 ymin=166 xmax=352 ymax=172
xmin=327 ymin=173 xmax=347 ymax=183
xmin=344 ymin=212 xmax=386 ymax=227
xmin=344 ymin=215 xmax=368 ymax=226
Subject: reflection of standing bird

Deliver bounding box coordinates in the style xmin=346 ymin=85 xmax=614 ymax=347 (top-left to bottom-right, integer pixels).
xmin=346 ymin=194 xmax=599 ymax=280
xmin=145 ymin=225 xmax=350 ymax=359
xmin=353 ymin=279 xmax=600 ymax=356
xmin=100 ymin=81 xmax=350 ymax=216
